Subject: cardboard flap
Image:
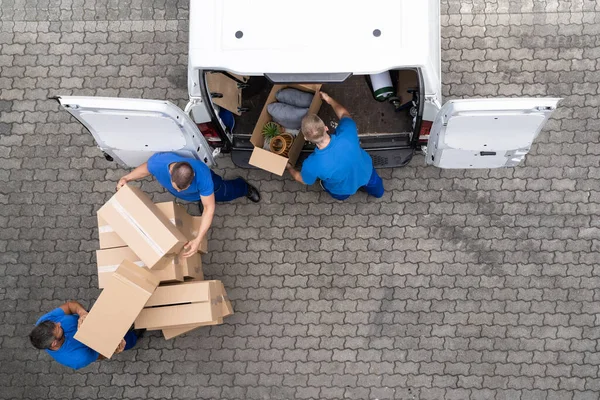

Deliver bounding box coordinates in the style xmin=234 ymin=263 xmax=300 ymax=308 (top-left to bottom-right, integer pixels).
xmin=249 ymin=147 xmax=289 ymax=176
xmin=206 ymin=72 xmax=245 ymax=116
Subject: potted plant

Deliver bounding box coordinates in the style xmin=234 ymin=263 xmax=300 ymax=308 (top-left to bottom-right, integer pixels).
xmin=262 ymin=121 xmax=282 ymax=139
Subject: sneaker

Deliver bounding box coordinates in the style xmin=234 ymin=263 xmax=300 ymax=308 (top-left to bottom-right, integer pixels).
xmin=245 ymin=181 xmax=261 ymax=203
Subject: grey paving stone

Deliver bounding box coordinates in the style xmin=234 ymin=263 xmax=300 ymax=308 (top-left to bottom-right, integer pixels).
xmin=0 ymin=2 xmax=598 ymax=400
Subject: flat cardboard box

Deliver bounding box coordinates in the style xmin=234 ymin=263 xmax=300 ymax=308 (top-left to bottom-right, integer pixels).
xmin=97 ymin=185 xmax=188 ymax=269
xmin=249 ymin=84 xmax=322 ymax=176
xmin=134 ymin=280 xmax=221 ymax=330
xmin=161 ymin=318 xmax=223 ymax=340
xmin=156 ymin=202 xmax=208 ymax=254
xmin=75 ymin=260 xmax=159 ymax=358
xmin=96 ymin=247 xmax=183 ymax=288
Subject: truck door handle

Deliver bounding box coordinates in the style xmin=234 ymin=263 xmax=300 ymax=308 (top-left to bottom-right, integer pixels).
xmin=480 ymin=151 xmax=496 ymax=156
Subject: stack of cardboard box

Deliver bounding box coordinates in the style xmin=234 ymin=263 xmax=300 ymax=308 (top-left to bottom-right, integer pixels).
xmin=74 ymin=184 xmax=233 ymax=358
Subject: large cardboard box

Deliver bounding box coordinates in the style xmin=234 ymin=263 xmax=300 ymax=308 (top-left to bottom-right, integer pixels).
xmin=134 ymin=280 xmax=221 ymax=330
xmin=249 ymin=84 xmax=322 ymax=176
xmin=160 ymin=281 xmax=232 ymax=339
xmin=96 ymin=247 xmax=183 ymax=288
xmin=97 ymin=185 xmax=187 ymax=268
xmin=75 ymin=260 xmax=159 ymax=358
xmin=156 ymin=202 xmax=208 ymax=254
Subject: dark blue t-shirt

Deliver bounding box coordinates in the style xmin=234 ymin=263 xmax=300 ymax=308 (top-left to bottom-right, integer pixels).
xmin=147 ymin=152 xmax=214 ymax=201
xmin=36 ymin=308 xmax=99 ymax=370
xmin=301 ymin=117 xmax=373 ymax=195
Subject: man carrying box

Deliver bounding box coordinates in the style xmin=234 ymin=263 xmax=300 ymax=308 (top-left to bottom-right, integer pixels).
xmin=286 ymin=92 xmax=385 ymax=201
xmin=116 ymin=152 xmax=260 ymax=256
xmin=29 ymin=301 xmax=140 ymax=370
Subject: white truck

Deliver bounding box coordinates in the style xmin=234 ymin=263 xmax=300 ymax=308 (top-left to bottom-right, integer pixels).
xmin=56 ymin=0 xmax=560 ymax=172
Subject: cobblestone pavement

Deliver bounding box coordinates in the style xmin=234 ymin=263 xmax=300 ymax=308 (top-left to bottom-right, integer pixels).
xmin=1 ymin=1 xmax=600 ymax=399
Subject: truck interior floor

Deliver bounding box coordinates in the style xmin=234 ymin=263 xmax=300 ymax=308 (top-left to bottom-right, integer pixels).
xmin=230 ymin=75 xmax=414 ymax=136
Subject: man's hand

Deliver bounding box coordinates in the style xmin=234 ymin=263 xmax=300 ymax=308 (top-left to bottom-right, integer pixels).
xmin=320 ymin=91 xmax=332 ymax=104
xmin=77 ymin=312 xmax=88 ymax=329
xmin=116 ymin=177 xmax=128 ymax=191
xmin=114 ymin=339 xmax=126 ymax=354
xmin=182 ymin=238 xmax=202 ymax=258
xmin=286 ymin=162 xmax=295 ymax=172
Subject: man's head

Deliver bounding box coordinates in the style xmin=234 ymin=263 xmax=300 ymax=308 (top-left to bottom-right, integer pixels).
xmin=29 ymin=321 xmax=64 ymax=350
xmin=169 ymin=162 xmax=194 ymax=191
xmin=301 ymin=114 xmax=329 ymax=145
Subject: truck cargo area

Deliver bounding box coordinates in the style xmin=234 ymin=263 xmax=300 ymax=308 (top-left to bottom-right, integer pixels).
xmin=205 ymin=69 xmax=421 ymax=169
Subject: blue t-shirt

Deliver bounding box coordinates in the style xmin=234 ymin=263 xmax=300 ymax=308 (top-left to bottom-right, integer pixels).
xmin=147 ymin=152 xmax=214 ymax=202
xmin=36 ymin=308 xmax=99 ymax=370
xmin=301 ymin=117 xmax=373 ymax=195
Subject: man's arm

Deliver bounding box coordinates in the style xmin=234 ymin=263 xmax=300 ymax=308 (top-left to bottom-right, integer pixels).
xmin=286 ymin=163 xmax=306 ymax=185
xmin=59 ymin=301 xmax=87 ymax=318
xmin=59 ymin=300 xmax=89 ymax=329
xmin=116 ymin=162 xmax=151 ymax=190
xmin=320 ymin=92 xmax=350 ymax=120
xmin=182 ymin=194 xmax=215 ymax=257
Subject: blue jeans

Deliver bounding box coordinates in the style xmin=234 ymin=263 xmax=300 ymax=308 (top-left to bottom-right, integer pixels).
xmin=211 ymin=171 xmax=248 ymax=202
xmin=324 ymin=167 xmax=384 ymax=201
xmin=123 ymin=329 xmax=138 ymax=351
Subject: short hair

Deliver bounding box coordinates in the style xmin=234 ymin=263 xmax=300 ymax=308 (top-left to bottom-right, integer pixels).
xmin=171 ymin=162 xmax=194 ymax=189
xmin=301 ymin=114 xmax=327 ymax=143
xmin=30 ymin=321 xmax=56 ymax=350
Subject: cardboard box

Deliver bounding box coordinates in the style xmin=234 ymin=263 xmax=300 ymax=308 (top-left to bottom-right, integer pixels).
xmin=159 ymin=281 xmax=232 ymax=339
xmin=161 ymin=318 xmax=223 ymax=340
xmin=189 ymin=216 xmax=208 ymax=254
xmin=96 ymin=247 xmax=183 ymax=288
xmin=156 ymin=202 xmax=208 ymax=254
xmin=177 ymin=252 xmax=203 ymax=279
xmin=134 ymin=280 xmax=221 ymax=330
xmin=249 ymin=84 xmax=322 ymax=176
xmin=97 ymin=185 xmax=188 ymax=268
xmin=160 ymin=281 xmax=231 ymax=339
xmin=75 ymin=260 xmax=159 ymax=358
xmin=98 ymin=215 xmax=127 ymax=249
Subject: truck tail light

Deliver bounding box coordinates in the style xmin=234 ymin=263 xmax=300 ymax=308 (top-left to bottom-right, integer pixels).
xmin=197 ymin=123 xmax=223 ymax=147
xmin=419 ymin=120 xmax=432 ymax=143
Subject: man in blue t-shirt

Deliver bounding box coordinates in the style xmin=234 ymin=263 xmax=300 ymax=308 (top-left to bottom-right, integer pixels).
xmin=30 ymin=301 xmax=139 ymax=370
xmin=286 ymin=92 xmax=384 ymax=201
xmin=117 ymin=153 xmax=260 ymax=256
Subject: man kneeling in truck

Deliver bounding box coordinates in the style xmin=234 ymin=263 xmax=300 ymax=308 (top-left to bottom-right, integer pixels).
xmin=116 ymin=152 xmax=260 ymax=256
xmin=286 ymin=92 xmax=384 ymax=200
xmin=30 ymin=301 xmax=140 ymax=370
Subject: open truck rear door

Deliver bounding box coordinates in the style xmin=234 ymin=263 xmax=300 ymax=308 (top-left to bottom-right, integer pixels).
xmin=426 ymin=98 xmax=561 ymax=169
xmin=57 ymin=96 xmax=214 ymax=168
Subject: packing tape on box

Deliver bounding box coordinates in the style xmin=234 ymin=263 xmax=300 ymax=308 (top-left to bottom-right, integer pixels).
xmin=99 ymin=218 xmax=180 ymax=233
xmin=98 ymin=260 xmax=145 ymax=273
xmin=98 ymin=225 xmax=114 ymax=233
xmin=110 ymin=199 xmax=166 ymax=257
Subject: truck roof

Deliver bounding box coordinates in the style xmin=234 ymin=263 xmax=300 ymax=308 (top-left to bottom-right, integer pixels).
xmin=189 ymin=0 xmax=440 ymax=83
